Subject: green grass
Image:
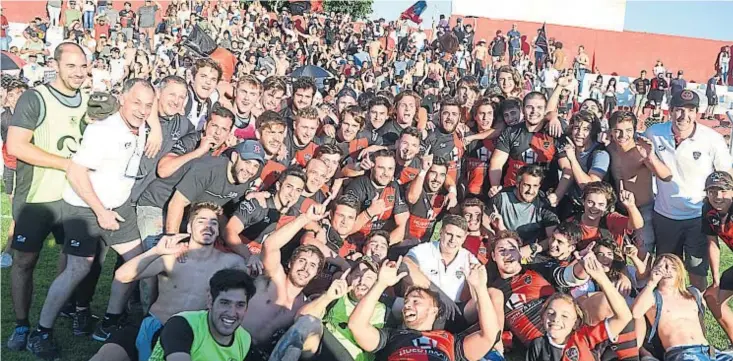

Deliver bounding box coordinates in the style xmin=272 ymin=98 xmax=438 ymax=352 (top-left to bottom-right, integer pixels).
xmin=1 ymin=190 xmax=732 ymax=361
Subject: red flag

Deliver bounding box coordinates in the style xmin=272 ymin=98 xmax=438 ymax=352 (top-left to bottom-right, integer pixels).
xmin=400 ymin=1 xmax=427 ymax=24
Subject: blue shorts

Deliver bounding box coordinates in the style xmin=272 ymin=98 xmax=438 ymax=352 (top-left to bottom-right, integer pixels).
xmin=665 ymin=345 xmax=733 ymax=361
xmin=481 ymin=349 xmax=505 ymax=361
xmin=136 ymin=315 xmax=164 ymax=361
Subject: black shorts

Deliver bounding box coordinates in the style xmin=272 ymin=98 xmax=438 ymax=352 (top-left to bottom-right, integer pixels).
xmin=11 ymin=200 xmax=65 ymax=253
xmin=62 ymin=200 xmax=140 ymax=257
xmin=106 ymin=322 xmax=142 ymax=361
xmin=3 ymin=166 xmax=15 ymax=195
xmin=709 ymin=96 xmax=719 ymax=106
xmin=720 ymin=267 xmax=733 ymax=292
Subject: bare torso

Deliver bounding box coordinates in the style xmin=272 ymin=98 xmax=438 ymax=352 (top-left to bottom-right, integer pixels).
xmin=608 ymin=143 xmax=654 ymax=207
xmin=149 ymin=250 xmax=245 ymax=323
xmin=648 ymin=291 xmax=708 ymax=349
xmin=240 ymin=276 xmax=308 ymax=346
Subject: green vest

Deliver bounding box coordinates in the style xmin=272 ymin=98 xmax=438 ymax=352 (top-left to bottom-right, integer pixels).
xmin=18 ymin=85 xmax=88 ymax=203
xmin=323 ymin=296 xmax=387 ymax=361
xmin=148 ymin=310 xmax=251 ymax=361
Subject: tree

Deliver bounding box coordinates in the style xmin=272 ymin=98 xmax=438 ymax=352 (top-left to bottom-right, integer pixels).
xmin=323 ymin=0 xmax=374 ymax=19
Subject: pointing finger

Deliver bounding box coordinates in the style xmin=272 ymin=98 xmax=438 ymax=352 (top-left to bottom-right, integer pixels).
xmin=340 ymin=268 xmax=352 ymax=281
xmin=619 ymin=180 xmax=624 ymax=192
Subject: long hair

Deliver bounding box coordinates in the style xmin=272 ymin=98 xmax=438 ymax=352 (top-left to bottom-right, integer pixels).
xmin=653 ymin=254 xmax=693 ymax=299
xmin=541 ymin=293 xmax=585 ymax=330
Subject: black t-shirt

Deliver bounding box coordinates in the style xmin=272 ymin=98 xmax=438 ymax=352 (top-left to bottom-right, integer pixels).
xmin=344 ymin=175 xmax=408 ymax=237
xmin=526 ymin=335 xmax=563 ymax=361
xmin=378 ymin=120 xmax=411 ymax=146
xmin=175 ymin=156 xmax=254 ymax=207
xmin=234 ymin=196 xmax=300 ymax=243
xmin=375 ymin=328 xmax=465 ymax=361
xmin=491 ymin=36 xmax=506 ymax=56
xmin=632 ymin=78 xmax=650 ymax=94
xmin=495 ymin=124 xmax=559 ymax=190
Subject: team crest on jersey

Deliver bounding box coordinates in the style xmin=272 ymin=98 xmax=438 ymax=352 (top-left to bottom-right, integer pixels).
xmin=456 ymin=269 xmax=465 ymax=279
xmin=124 ymin=142 xmax=132 ymax=149
xmin=304 ymin=154 xmax=313 ymax=162
xmin=657 ymin=144 xmax=667 ymax=152
xmin=439 ymin=143 xmax=447 ymax=149
xmin=711 ymin=215 xmax=721 ymax=227
xmin=693 ymin=151 xmax=701 ymax=160
xmin=565 ymin=346 xmax=580 ymax=361
xmin=387 ymin=195 xmax=395 ymax=203
xmin=543 ymin=141 xmax=551 ymax=149
xmin=412 ymin=336 xmax=438 ymax=349
xmin=524 ymin=275 xmax=532 ymax=285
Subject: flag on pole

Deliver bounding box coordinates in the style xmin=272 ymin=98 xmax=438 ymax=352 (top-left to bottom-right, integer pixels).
xmin=536 ymin=23 xmax=549 ymax=55
xmin=400 ymin=1 xmax=427 ymax=24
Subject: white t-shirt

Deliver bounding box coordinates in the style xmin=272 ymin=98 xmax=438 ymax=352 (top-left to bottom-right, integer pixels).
xmin=646 ymin=122 xmax=733 ymax=220
xmin=63 ymin=112 xmax=146 ymax=209
xmin=407 ymin=241 xmax=480 ymax=302
xmin=109 ymin=58 xmax=125 ymax=83
xmin=540 ymin=68 xmax=559 ymax=88
xmin=91 ymin=68 xmax=111 ymax=92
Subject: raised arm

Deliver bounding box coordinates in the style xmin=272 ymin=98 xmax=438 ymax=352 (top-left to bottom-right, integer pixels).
xmin=349 ymin=257 xmax=407 ymax=352
xmin=407 ymin=153 xmax=432 ymax=205
xmin=115 ymin=234 xmax=189 ymax=283
xmin=165 ymin=190 xmax=191 ymax=233
xmin=263 ymin=205 xmax=327 ymax=281
xmin=618 ymin=181 xmax=643 ymax=231
xmin=461 ymin=264 xmax=501 ymax=361
xmin=637 ymin=134 xmax=672 ymax=182
xmin=631 ymin=263 xmax=662 ymax=319
xmin=298 ymin=269 xmax=351 ymax=319
xmin=583 ymin=252 xmax=633 ymax=336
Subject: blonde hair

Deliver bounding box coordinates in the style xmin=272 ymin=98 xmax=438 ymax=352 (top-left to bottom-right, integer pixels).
xmin=653 ymin=254 xmax=693 ymax=299
xmin=541 ymin=293 xmax=585 ymax=330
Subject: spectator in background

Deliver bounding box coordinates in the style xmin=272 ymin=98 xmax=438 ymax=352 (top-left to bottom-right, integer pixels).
xmin=718 ymin=47 xmax=730 ymax=86
xmin=0 ymin=7 xmax=9 ymax=51
xmin=603 ymin=77 xmax=617 ymax=119
xmin=706 ymin=73 xmax=721 ymax=121
xmin=670 ymin=70 xmax=687 ymax=101
xmin=82 ymin=0 xmax=95 ymax=30
xmin=631 ymin=70 xmax=650 ymax=118
xmin=653 ymin=59 xmax=666 ymax=76
xmin=507 ymin=23 xmax=521 ymax=63
xmin=648 ymin=72 xmax=667 ymax=109
xmin=94 ymin=14 xmax=110 ymax=42
xmin=138 ymin=0 xmax=160 ymax=51
xmin=540 ymin=59 xmax=559 ymax=100
xmin=553 ymin=41 xmax=566 ymax=70
xmin=118 ymin=1 xmax=135 ymax=45
xmin=573 ymin=45 xmax=589 ymax=93
xmin=62 ymin=0 xmax=82 ymax=33
xmin=47 ymin=0 xmax=62 ymax=27
xmin=490 ymin=30 xmax=506 ymax=63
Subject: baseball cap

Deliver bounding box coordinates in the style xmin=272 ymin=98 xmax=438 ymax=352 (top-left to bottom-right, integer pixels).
xmin=670 ymin=89 xmax=700 ymax=108
xmin=234 ymin=140 xmax=265 ymax=165
xmin=705 ymin=171 xmax=733 ymax=191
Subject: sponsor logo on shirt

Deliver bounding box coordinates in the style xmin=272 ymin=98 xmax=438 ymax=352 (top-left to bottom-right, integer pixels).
xmin=15 ymin=235 xmax=26 ymax=243
xmin=565 ymin=346 xmax=580 ymax=361
xmin=693 ymin=151 xmax=701 ymax=160
xmin=70 ymin=240 xmax=80 ymax=247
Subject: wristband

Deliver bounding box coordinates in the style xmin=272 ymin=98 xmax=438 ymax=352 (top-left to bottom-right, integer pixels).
xmin=365 ymin=209 xmax=374 ymax=218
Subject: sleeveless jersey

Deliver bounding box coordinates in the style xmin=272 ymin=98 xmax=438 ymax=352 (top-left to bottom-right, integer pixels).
xmin=148 ymin=310 xmax=251 ymax=361
xmin=15 ymin=85 xmax=89 ymax=203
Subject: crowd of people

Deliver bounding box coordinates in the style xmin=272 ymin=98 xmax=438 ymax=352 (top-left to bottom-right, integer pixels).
xmin=2 ymin=1 xmax=733 ymax=361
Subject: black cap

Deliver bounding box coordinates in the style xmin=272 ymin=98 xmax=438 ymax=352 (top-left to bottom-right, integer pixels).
xmin=670 ymin=89 xmax=700 ymax=108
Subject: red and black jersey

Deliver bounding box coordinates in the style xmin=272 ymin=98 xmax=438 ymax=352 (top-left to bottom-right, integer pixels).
xmin=703 ymin=200 xmax=733 ymax=250
xmin=344 ymin=175 xmax=409 ymax=239
xmin=396 ymin=157 xmax=422 ymax=186
xmin=285 ymin=133 xmax=319 ymax=167
xmin=299 ymin=185 xmax=330 ymax=213
xmin=423 ymin=129 xmax=466 ymax=185
xmin=495 ymin=124 xmax=558 ymax=188
xmin=375 ymin=328 xmax=459 ymax=361
xmin=466 ymin=138 xmax=496 ymax=196
xmin=406 ymin=189 xmax=446 ymax=243
xmin=561 ymin=322 xmax=614 ymax=361
xmin=233 ymin=197 xmax=300 ymax=254
xmin=491 ymin=264 xmax=572 ymax=346
xmin=257 ymin=159 xmax=288 ymax=191
xmin=317 ymin=133 xmax=373 ymax=163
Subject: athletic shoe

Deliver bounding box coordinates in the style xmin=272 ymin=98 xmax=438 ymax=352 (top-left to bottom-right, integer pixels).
xmin=72 ymin=308 xmax=95 ymax=336
xmin=91 ymin=321 xmax=121 ymax=342
xmin=26 ymin=331 xmax=60 ymax=360
xmin=0 ymin=252 xmax=12 ymax=268
xmin=58 ymin=302 xmax=75 ymax=319
xmin=6 ymin=325 xmax=29 ymax=351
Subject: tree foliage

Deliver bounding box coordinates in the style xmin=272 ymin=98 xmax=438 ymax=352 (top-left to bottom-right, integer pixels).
xmin=323 ymin=0 xmax=374 ymax=19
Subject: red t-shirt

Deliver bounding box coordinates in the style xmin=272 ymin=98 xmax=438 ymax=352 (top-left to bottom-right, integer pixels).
xmin=575 ymin=212 xmax=629 ymax=250
xmin=1 ymin=15 xmax=8 ymax=37
xmin=94 ymin=24 xmax=110 ymax=42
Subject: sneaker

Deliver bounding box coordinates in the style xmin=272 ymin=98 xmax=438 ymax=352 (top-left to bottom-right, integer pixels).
xmin=91 ymin=321 xmax=121 ymax=342
xmin=0 ymin=252 xmax=12 ymax=268
xmin=72 ymin=308 xmax=96 ymax=336
xmin=26 ymin=331 xmax=60 ymax=360
xmin=6 ymin=326 xmax=29 ymax=351
xmin=58 ymin=302 xmax=75 ymax=319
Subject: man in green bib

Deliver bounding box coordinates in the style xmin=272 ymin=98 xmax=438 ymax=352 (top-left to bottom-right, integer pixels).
xmin=5 ymin=42 xmax=92 ymax=355
xmin=147 ymin=268 xmax=256 ymax=361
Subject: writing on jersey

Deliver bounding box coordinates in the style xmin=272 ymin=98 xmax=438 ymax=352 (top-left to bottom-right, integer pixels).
xmin=492 ymin=267 xmax=560 ymax=345
xmin=466 ymin=139 xmax=496 ymax=195
xmin=379 ymin=328 xmax=456 ymax=361
xmin=407 ymin=191 xmax=446 ymax=242
xmin=498 ymin=125 xmax=557 ymax=187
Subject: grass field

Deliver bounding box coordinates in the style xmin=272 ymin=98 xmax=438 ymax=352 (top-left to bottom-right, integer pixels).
xmin=1 ymin=190 xmax=732 ymax=361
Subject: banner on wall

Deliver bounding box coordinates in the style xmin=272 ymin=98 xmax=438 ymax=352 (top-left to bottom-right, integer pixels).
xmin=578 ymin=73 xmax=733 ymax=115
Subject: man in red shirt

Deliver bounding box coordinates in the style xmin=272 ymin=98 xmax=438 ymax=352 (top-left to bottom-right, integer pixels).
xmin=0 ymin=8 xmax=10 ymax=51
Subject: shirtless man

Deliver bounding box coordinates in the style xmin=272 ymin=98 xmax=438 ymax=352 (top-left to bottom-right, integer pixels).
xmin=89 ymin=202 xmax=246 ymax=361
xmin=606 ymin=110 xmax=671 ymax=253
xmin=241 ymin=204 xmax=327 ymax=361
xmin=631 ymin=254 xmax=733 ymax=361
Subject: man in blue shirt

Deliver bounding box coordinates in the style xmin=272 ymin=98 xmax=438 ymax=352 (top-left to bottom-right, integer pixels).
xmin=507 ymin=24 xmax=521 ymax=62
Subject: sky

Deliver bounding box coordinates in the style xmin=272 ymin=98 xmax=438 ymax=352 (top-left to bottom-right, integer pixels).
xmin=369 ymin=0 xmax=733 ymax=42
